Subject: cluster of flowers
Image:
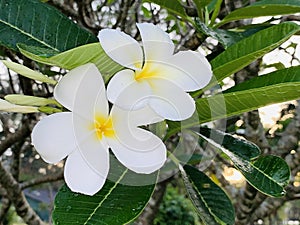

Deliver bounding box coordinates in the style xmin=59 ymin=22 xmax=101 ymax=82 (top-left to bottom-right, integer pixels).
xmin=32 ymin=23 xmax=212 ymax=195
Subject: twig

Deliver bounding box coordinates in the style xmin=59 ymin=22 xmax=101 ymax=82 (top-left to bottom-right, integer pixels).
xmin=0 ymin=161 xmax=45 ymax=225
xmin=0 ymin=122 xmax=30 ymax=156
xmin=21 ymin=171 xmax=64 ymax=190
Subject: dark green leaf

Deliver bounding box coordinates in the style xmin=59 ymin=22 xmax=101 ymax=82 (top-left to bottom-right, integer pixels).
xmin=211 ymin=22 xmax=300 ymax=83
xmin=0 ymin=0 xmax=97 ymax=52
xmin=143 ymin=0 xmax=187 ymax=18
xmin=192 ymin=130 xmax=290 ymax=197
xmin=237 ymin=155 xmax=290 ymax=197
xmin=195 ymin=18 xmax=244 ymax=48
xmin=193 ymin=0 xmax=212 ymax=9
xmin=193 ymin=0 xmax=212 ymax=16
xmin=218 ymin=0 xmax=300 ymax=27
xmin=207 ymin=0 xmax=218 ymax=13
xmin=52 ymin=156 xmax=157 ymax=225
xmin=192 ymin=127 xmax=261 ymax=161
xmin=166 ymin=66 xmax=300 ymax=138
xmin=181 ymin=165 xmax=235 ymax=225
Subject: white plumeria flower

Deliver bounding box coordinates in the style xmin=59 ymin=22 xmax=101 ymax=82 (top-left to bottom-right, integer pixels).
xmin=98 ymin=23 xmax=212 ymax=121
xmin=31 ymin=63 xmax=166 ymax=196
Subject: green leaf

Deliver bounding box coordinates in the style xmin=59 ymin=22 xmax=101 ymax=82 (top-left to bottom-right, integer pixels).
xmin=193 ymin=0 xmax=212 ymax=16
xmin=238 ymin=155 xmax=290 ymax=197
xmin=201 ymin=66 xmax=300 ymax=120
xmin=143 ymin=0 xmax=187 ymax=18
xmin=18 ymin=43 xmax=123 ymax=80
xmin=181 ymin=165 xmax=235 ymax=225
xmin=195 ymin=18 xmax=244 ymax=48
xmin=52 ymin=156 xmax=157 ymax=225
xmin=207 ymin=0 xmax=218 ymax=13
xmin=0 ymin=99 xmax=38 ymax=113
xmin=166 ymin=66 xmax=300 ymax=138
xmin=211 ymin=22 xmax=300 ymax=83
xmin=191 ymin=129 xmax=290 ymax=197
xmin=5 ymin=94 xmax=60 ymax=107
xmin=192 ymin=127 xmax=261 ymax=162
xmin=217 ymin=0 xmax=300 ymax=27
xmin=193 ymin=0 xmax=212 ymax=9
xmin=1 ymin=60 xmax=57 ymax=85
xmin=0 ymin=0 xmax=97 ymax=52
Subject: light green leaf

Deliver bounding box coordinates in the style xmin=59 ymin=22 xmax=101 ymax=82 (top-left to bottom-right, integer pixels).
xmin=0 ymin=0 xmax=97 ymax=52
xmin=211 ymin=22 xmax=300 ymax=83
xmin=38 ymin=106 xmax=62 ymax=114
xmin=5 ymin=94 xmax=60 ymax=107
xmin=0 ymin=99 xmax=38 ymax=113
xmin=18 ymin=43 xmax=123 ymax=80
xmin=166 ymin=66 xmax=300 ymax=138
xmin=181 ymin=165 xmax=235 ymax=225
xmin=143 ymin=0 xmax=187 ymax=18
xmin=1 ymin=60 xmax=57 ymax=85
xmin=192 ymin=129 xmax=290 ymax=197
xmin=217 ymin=0 xmax=300 ymax=27
xmin=52 ymin=156 xmax=157 ymax=225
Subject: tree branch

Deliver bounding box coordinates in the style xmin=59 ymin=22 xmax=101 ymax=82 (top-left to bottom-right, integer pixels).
xmin=21 ymin=171 xmax=64 ymax=190
xmin=0 ymin=121 xmax=30 ymax=156
xmin=0 ymin=161 xmax=45 ymax=225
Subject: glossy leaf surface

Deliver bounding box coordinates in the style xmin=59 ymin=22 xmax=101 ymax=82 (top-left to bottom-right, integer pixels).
xmin=193 ymin=127 xmax=261 ymax=161
xmin=0 ymin=0 xmax=97 ymax=52
xmin=18 ymin=43 xmax=123 ymax=80
xmin=218 ymin=0 xmax=300 ymax=26
xmin=143 ymin=0 xmax=187 ymax=18
xmin=238 ymin=155 xmax=290 ymax=197
xmin=211 ymin=22 xmax=300 ymax=83
xmin=192 ymin=129 xmax=290 ymax=197
xmin=166 ymin=66 xmax=300 ymax=138
xmin=181 ymin=165 xmax=235 ymax=225
xmin=53 ymin=156 xmax=157 ymax=225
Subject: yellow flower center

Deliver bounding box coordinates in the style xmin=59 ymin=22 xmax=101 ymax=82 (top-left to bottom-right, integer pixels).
xmin=94 ymin=115 xmax=115 ymax=140
xmin=135 ymin=63 xmax=158 ymax=81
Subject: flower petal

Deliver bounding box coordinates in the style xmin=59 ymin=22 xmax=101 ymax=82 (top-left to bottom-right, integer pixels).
xmin=72 ymin=63 xmax=108 ymax=121
xmin=148 ymin=79 xmax=195 ymax=120
xmin=31 ymin=112 xmax=76 ymax=163
xmin=107 ymin=69 xmax=152 ymax=110
xmin=72 ymin=113 xmax=110 ymax=171
xmin=108 ymin=128 xmax=166 ymax=174
xmin=111 ymin=105 xmax=164 ymax=128
xmin=98 ymin=29 xmax=143 ymax=70
xmin=137 ymin=23 xmax=174 ymax=61
xmin=54 ymin=63 xmax=96 ymax=110
xmin=64 ymin=150 xmax=109 ymax=196
xmin=149 ymin=51 xmax=212 ymax=91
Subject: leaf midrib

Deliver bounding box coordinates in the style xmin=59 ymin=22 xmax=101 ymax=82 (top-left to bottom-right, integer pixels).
xmin=166 ymin=81 xmax=300 ymax=136
xmin=0 ymin=18 xmax=60 ymax=52
xmin=83 ymin=169 xmax=128 ymax=225
xmin=189 ymin=178 xmax=222 ymax=224
xmin=212 ymin=37 xmax=295 ymax=81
